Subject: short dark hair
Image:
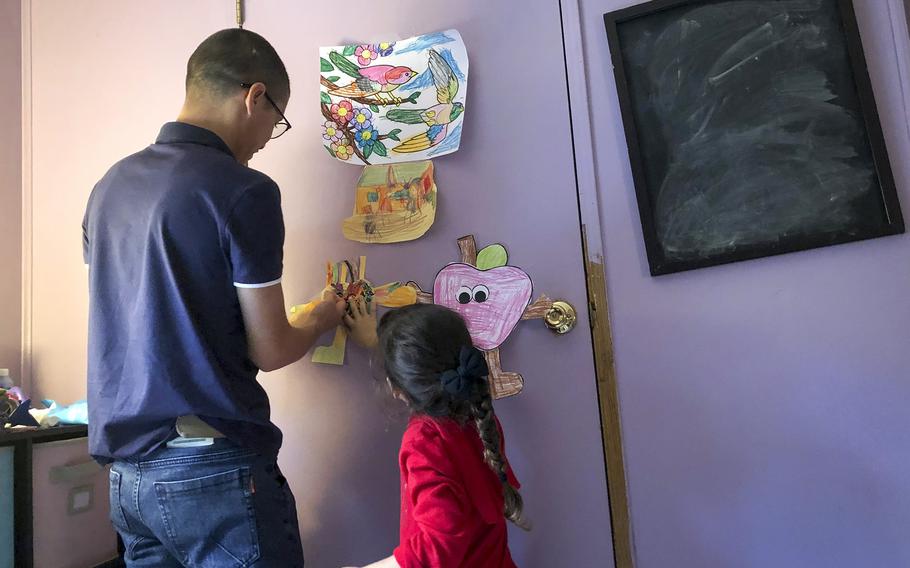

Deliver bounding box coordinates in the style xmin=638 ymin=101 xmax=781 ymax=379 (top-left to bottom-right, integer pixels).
xmin=186 ymin=29 xmax=289 ymax=103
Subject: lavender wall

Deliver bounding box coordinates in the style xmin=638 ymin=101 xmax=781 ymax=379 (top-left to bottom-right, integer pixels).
xmin=575 ymin=0 xmax=910 ymax=566
xmin=26 ymin=1 xmax=613 ymax=567
xmin=0 ymin=0 xmax=22 ymax=382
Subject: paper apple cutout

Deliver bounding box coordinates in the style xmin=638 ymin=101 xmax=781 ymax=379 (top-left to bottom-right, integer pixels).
xmin=434 ymin=263 xmax=533 ymax=350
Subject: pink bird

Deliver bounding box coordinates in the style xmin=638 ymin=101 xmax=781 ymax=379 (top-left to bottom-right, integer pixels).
xmin=328 ymin=50 xmax=416 ymax=103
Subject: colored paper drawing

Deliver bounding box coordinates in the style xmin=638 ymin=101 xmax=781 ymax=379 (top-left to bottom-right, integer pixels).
xmin=433 ymin=248 xmax=533 ymax=351
xmin=407 ymin=235 xmax=556 ymax=399
xmin=342 ymin=161 xmax=437 ymax=244
xmin=319 ymin=29 xmax=468 ymax=165
xmin=291 ymin=257 xmax=417 ymax=365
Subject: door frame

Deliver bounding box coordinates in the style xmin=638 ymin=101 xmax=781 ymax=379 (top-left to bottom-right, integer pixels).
xmin=20 ymin=0 xmax=33 ymax=397
xmin=558 ymin=1 xmax=635 ymax=566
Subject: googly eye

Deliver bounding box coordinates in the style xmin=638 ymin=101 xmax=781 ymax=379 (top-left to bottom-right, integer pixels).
xmin=472 ymin=285 xmax=490 ymax=303
xmin=457 ymin=286 xmax=473 ymax=304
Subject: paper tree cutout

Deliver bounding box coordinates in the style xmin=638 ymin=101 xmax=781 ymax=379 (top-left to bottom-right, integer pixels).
xmin=319 ymin=29 xmax=469 ymax=165
xmin=409 ymin=235 xmax=554 ymax=399
xmin=343 ymin=161 xmax=437 ymax=243
xmin=291 ymin=257 xmax=416 ymax=365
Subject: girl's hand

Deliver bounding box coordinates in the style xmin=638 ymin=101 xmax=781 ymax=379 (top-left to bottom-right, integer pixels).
xmin=343 ymin=296 xmax=378 ymax=349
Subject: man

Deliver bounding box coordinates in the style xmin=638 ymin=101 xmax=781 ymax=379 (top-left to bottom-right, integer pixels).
xmin=82 ymin=29 xmax=341 ymax=566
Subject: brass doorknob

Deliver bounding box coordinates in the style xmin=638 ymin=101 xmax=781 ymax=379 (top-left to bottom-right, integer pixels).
xmin=544 ymin=300 xmax=577 ymax=334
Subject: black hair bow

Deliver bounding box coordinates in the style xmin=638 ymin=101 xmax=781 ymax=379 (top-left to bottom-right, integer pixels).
xmin=440 ymin=346 xmax=489 ymax=399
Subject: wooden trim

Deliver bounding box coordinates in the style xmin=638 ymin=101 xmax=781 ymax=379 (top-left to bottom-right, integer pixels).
xmin=558 ymin=0 xmax=635 ymax=566
xmin=582 ymin=227 xmax=634 ymax=568
xmin=20 ymin=0 xmax=33 ymax=395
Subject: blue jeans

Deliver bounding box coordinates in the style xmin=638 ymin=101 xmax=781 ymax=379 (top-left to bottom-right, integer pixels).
xmin=108 ymin=440 xmax=304 ymax=567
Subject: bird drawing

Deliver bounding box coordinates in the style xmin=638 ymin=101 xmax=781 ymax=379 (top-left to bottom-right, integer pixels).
xmin=328 ymin=50 xmax=416 ymax=104
xmin=386 ymin=50 xmax=464 ymax=154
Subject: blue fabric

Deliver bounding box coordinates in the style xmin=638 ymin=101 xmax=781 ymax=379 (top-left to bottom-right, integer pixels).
xmin=43 ymin=399 xmax=89 ymax=424
xmin=84 ymin=122 xmax=285 ymax=463
xmin=109 ymin=439 xmax=304 ymax=567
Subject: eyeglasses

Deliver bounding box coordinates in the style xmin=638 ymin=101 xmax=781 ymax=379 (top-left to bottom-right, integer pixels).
xmin=240 ymin=82 xmax=292 ymax=139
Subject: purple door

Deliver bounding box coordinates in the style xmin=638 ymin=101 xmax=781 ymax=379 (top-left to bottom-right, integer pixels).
xmin=263 ymin=1 xmax=615 ymax=566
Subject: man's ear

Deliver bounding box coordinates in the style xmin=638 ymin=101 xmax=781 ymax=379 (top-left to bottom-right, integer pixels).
xmin=243 ymin=82 xmax=267 ymax=116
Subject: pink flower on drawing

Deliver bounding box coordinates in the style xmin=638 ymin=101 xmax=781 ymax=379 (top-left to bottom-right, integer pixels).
xmin=330 ymin=100 xmax=354 ymax=125
xmin=355 ymin=44 xmax=379 ymax=66
xmin=322 ymin=120 xmax=343 ymax=142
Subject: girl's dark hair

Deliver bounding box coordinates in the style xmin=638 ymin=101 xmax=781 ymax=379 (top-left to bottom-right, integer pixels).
xmin=378 ymin=303 xmax=529 ymax=530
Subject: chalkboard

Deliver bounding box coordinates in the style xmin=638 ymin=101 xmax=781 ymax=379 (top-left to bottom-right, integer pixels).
xmin=604 ymin=0 xmax=904 ymax=275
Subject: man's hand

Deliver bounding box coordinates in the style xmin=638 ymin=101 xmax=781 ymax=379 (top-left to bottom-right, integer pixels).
xmin=238 ymin=283 xmax=344 ymax=372
xmin=308 ymin=288 xmax=346 ymax=335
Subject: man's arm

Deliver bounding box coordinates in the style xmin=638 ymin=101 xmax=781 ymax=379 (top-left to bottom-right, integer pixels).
xmin=237 ymin=283 xmax=345 ymax=372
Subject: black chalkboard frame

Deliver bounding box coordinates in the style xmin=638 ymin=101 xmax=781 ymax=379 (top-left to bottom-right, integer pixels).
xmin=604 ymin=0 xmax=904 ymax=276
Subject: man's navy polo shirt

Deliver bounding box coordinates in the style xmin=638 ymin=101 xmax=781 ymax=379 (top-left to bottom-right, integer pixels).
xmin=83 ymin=122 xmax=285 ymax=463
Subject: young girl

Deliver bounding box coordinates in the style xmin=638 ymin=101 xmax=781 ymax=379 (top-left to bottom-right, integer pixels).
xmin=344 ymin=300 xmax=529 ymax=568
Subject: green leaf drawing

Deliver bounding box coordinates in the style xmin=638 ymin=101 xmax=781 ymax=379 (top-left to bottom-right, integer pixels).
xmin=330 ymin=50 xmax=362 ymax=79
xmin=476 ymin=244 xmax=509 ymax=270
xmin=363 ymin=144 xmax=374 ymax=160
xmin=320 ymin=92 xmax=332 ymax=105
xmin=325 ymin=145 xmax=335 ymax=158
xmin=386 ymin=128 xmax=401 ymax=141
xmin=320 ymin=57 xmax=334 ymax=72
xmin=327 ymin=76 xmax=340 ymax=83
xmin=373 ymin=141 xmax=388 ymax=157
xmin=369 ymin=104 xmax=380 ymax=113
xmin=385 ymin=109 xmax=423 ymax=124
xmin=342 ymin=45 xmax=356 ymax=56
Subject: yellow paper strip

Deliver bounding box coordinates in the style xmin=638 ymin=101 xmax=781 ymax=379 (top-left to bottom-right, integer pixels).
xmin=311 ymin=327 xmax=348 ymax=365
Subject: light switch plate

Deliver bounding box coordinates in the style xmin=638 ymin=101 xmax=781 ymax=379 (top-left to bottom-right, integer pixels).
xmin=67 ymin=484 xmax=93 ymax=515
